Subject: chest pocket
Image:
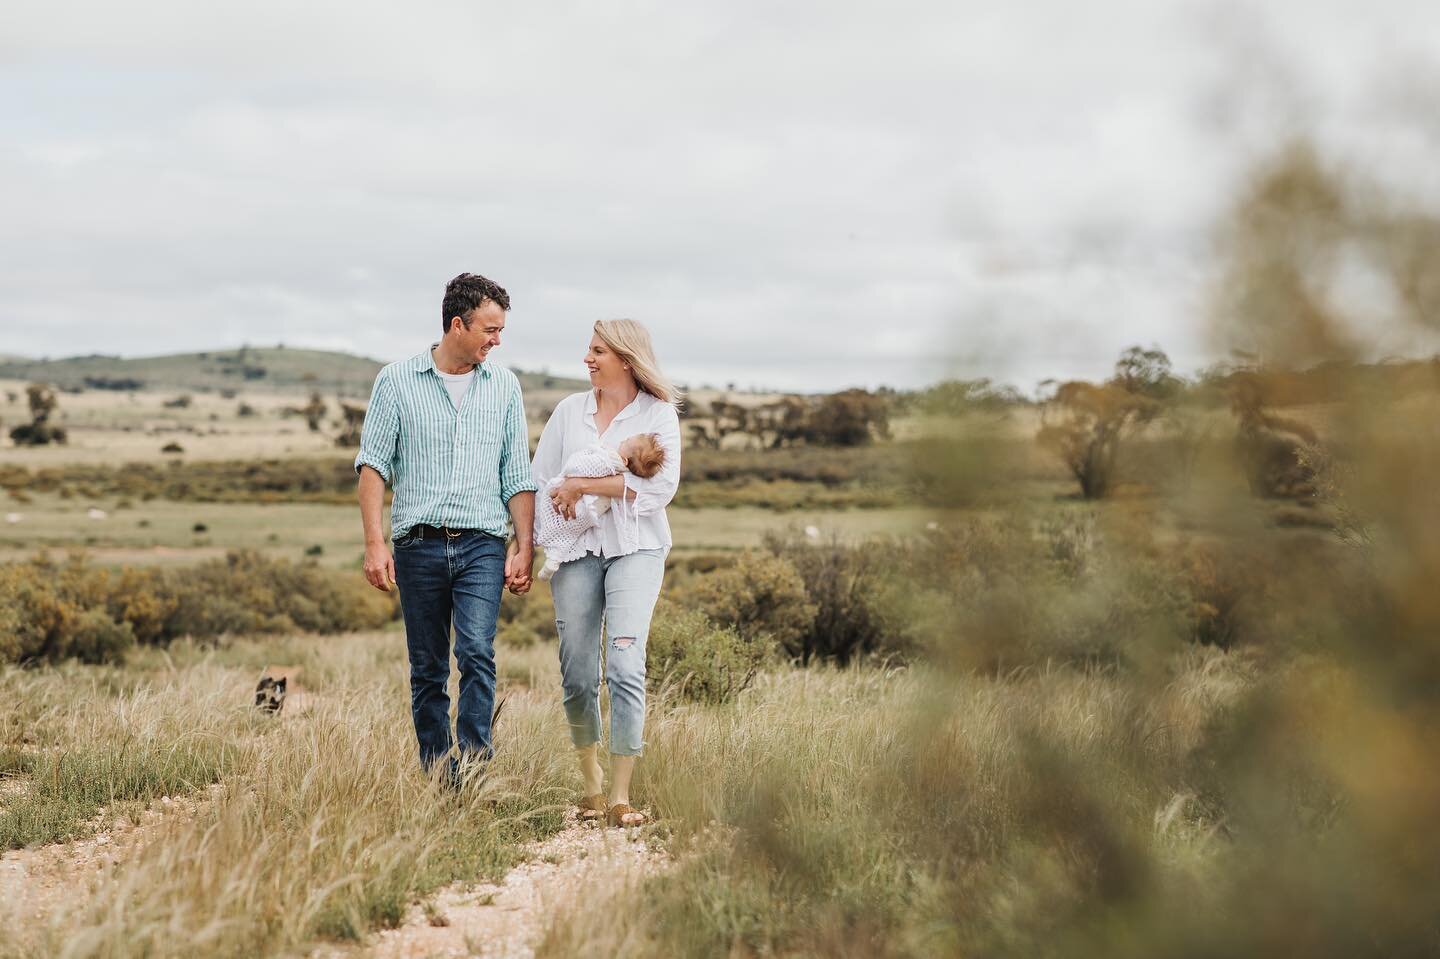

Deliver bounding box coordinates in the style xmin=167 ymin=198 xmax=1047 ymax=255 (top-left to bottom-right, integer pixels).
xmin=399 ymin=398 xmax=457 ymax=453
xmin=460 ymin=402 xmax=505 ymax=455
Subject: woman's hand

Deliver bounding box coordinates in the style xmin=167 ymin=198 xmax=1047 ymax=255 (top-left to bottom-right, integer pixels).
xmin=550 ymin=477 xmax=586 ymax=520
xmin=504 ymin=538 xmax=533 ymax=595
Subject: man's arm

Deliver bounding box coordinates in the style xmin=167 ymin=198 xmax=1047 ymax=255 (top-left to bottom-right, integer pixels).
xmin=354 ymin=369 xmax=400 ymax=592
xmin=359 ymin=465 xmax=395 ymax=592
xmin=498 ymin=378 xmax=539 ymax=594
xmin=505 ymin=491 xmax=536 ymax=594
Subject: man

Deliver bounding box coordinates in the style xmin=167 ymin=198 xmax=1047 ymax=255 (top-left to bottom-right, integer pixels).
xmin=355 ymin=272 xmax=536 ymax=781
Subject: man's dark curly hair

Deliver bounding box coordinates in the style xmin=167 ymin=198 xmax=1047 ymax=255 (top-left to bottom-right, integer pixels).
xmin=442 ymin=273 xmax=510 ymax=333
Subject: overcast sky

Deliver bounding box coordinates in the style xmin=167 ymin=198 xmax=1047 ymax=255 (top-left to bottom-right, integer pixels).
xmin=3 ymin=1 xmax=1437 ymax=393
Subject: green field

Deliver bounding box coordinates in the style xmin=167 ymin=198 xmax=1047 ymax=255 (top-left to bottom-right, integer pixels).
xmin=0 ymin=493 xmax=952 ymax=568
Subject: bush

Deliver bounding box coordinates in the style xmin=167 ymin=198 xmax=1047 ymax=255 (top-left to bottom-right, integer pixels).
xmin=0 ymin=459 xmax=368 ymax=506
xmin=687 ymin=550 xmax=816 ymax=654
xmin=647 ymin=600 xmax=770 ymax=703
xmin=0 ymin=552 xmax=398 ymax=665
xmin=497 ymin=580 xmax=555 ymax=647
xmin=763 ymin=532 xmax=892 ymax=665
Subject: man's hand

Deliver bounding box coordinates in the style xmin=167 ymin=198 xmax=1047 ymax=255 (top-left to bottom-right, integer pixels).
xmin=363 ymin=542 xmax=396 ymax=592
xmin=550 ymin=478 xmax=585 ymax=521
xmin=505 ymin=539 xmax=534 ymax=595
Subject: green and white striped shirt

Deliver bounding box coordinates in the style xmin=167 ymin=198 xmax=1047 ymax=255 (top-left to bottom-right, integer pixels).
xmin=354 ymin=347 xmax=537 ymax=540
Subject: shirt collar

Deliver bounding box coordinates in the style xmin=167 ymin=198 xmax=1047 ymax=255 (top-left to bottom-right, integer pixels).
xmin=413 ymin=345 xmax=491 ymax=378
xmin=584 ymin=388 xmax=646 ymax=426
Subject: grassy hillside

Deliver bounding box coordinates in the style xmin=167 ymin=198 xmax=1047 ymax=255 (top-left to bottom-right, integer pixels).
xmin=0 ymin=347 xmax=587 ymax=397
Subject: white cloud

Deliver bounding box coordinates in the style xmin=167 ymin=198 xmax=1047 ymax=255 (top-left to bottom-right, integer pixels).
xmin=2 ymin=0 xmax=1438 ymax=391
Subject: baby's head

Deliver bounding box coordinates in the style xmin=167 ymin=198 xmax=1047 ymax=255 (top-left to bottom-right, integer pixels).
xmin=619 ymin=433 xmax=667 ymax=479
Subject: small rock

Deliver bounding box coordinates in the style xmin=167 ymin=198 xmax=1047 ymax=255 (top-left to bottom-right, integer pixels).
xmin=86 ymin=508 xmax=107 ymax=520
xmin=4 ymin=513 xmax=20 ymax=524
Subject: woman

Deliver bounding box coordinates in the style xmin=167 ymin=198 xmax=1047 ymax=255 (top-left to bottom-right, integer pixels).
xmin=530 ymin=319 xmax=682 ymax=827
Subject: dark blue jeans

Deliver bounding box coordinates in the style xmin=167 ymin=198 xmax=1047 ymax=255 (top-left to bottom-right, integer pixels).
xmin=393 ymin=527 xmax=506 ymax=773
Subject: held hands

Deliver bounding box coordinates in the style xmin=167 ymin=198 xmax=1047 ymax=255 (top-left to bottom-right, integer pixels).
xmin=505 ymin=538 xmax=534 ymax=595
xmin=549 ymin=477 xmax=585 ymax=521
xmin=363 ymin=542 xmax=396 ymax=592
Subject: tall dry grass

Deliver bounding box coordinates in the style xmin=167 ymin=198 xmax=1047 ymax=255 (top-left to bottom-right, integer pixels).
xmin=0 ymin=633 xmax=573 ymax=957
xmin=538 ymin=650 xmax=1254 ymax=957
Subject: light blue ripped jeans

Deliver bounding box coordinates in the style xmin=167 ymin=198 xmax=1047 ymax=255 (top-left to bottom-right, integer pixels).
xmin=550 ymin=548 xmax=666 ymax=757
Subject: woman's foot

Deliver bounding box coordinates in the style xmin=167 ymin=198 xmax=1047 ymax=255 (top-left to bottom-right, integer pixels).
xmin=607 ymin=803 xmax=648 ymax=828
xmin=578 ymin=793 xmax=608 ymax=824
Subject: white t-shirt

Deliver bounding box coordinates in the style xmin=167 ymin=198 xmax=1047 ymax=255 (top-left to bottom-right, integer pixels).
xmin=531 ymin=390 xmax=682 ymax=557
xmin=435 ymin=368 xmax=474 ymax=411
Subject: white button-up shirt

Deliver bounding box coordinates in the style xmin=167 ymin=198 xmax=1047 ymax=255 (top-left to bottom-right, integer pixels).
xmin=531 ymin=389 xmax=682 ymax=558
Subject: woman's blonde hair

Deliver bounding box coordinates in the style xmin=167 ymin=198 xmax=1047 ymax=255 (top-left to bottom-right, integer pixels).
xmin=593 ymin=319 xmax=684 ymax=408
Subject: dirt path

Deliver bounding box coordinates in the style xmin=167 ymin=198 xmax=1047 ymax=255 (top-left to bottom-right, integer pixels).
xmin=321 ymin=810 xmax=670 ymax=959
xmin=0 ymin=785 xmax=224 ymax=929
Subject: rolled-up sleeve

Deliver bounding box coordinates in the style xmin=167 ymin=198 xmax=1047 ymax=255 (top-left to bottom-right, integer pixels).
xmin=623 ymin=405 xmax=681 ymax=515
xmin=499 ymin=379 xmax=539 ymax=502
xmin=354 ymin=370 xmax=399 ymax=483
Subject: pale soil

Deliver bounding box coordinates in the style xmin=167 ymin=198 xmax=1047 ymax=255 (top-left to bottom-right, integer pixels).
xmin=0 ymin=785 xmax=225 ymax=932
xmin=1 ymin=794 xmax=666 ymax=959
xmin=317 ymin=810 xmax=670 ymax=959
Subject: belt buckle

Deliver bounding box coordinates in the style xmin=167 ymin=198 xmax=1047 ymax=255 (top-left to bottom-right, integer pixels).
xmin=443 ymin=525 xmax=461 ymax=540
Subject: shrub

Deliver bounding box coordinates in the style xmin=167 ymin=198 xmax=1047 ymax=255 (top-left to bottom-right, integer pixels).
xmin=647 ymin=600 xmax=770 ymax=703
xmin=688 ymin=551 xmax=816 ymax=654
xmin=65 ymin=607 xmax=137 ymax=663
xmin=763 ymin=531 xmax=891 ymax=664
xmin=9 ymin=423 xmax=67 ymax=446
xmin=497 ymin=581 xmax=555 ymax=647
xmin=0 ymin=551 xmax=397 ymax=665
xmin=803 ymin=389 xmax=891 ymax=446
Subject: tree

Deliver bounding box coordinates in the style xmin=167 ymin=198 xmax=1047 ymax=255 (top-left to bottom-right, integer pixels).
xmin=752 ymin=396 xmax=809 ymax=448
xmin=9 ymin=383 xmax=67 ymax=446
xmin=802 ymin=389 xmax=891 ymax=447
xmin=709 ymin=399 xmax=751 ymax=447
xmin=1228 ymin=371 xmax=1319 ymax=499
xmin=1111 ymin=346 xmax=1181 ymax=400
xmin=1037 ymin=380 xmax=1160 ymax=499
xmin=334 ymin=402 xmax=366 ymax=448
xmin=302 ymin=392 xmax=327 ymax=432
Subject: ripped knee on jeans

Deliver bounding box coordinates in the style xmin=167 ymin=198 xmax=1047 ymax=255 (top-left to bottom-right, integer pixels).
xmin=611 ymin=635 xmax=636 ymax=650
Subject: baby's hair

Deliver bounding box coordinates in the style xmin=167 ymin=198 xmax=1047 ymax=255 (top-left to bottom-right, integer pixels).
xmin=625 ymin=433 xmax=667 ymax=479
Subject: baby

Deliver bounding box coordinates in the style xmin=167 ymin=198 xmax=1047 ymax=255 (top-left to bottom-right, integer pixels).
xmin=534 ymin=432 xmax=667 ymax=581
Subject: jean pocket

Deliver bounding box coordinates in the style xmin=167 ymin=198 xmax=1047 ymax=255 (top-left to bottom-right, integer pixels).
xmin=393 ymin=531 xmax=419 ymax=550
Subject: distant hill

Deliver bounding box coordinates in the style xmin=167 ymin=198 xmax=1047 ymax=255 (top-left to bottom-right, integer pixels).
xmin=0 ymin=347 xmax=588 ymax=398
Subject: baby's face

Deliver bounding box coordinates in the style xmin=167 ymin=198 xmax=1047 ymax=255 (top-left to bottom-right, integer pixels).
xmin=618 ymin=436 xmax=641 ymax=460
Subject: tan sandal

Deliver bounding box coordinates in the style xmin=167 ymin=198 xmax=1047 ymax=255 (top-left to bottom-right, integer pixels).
xmin=606 ymin=803 xmax=648 ymax=828
xmin=578 ymin=793 xmax=608 ymax=823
